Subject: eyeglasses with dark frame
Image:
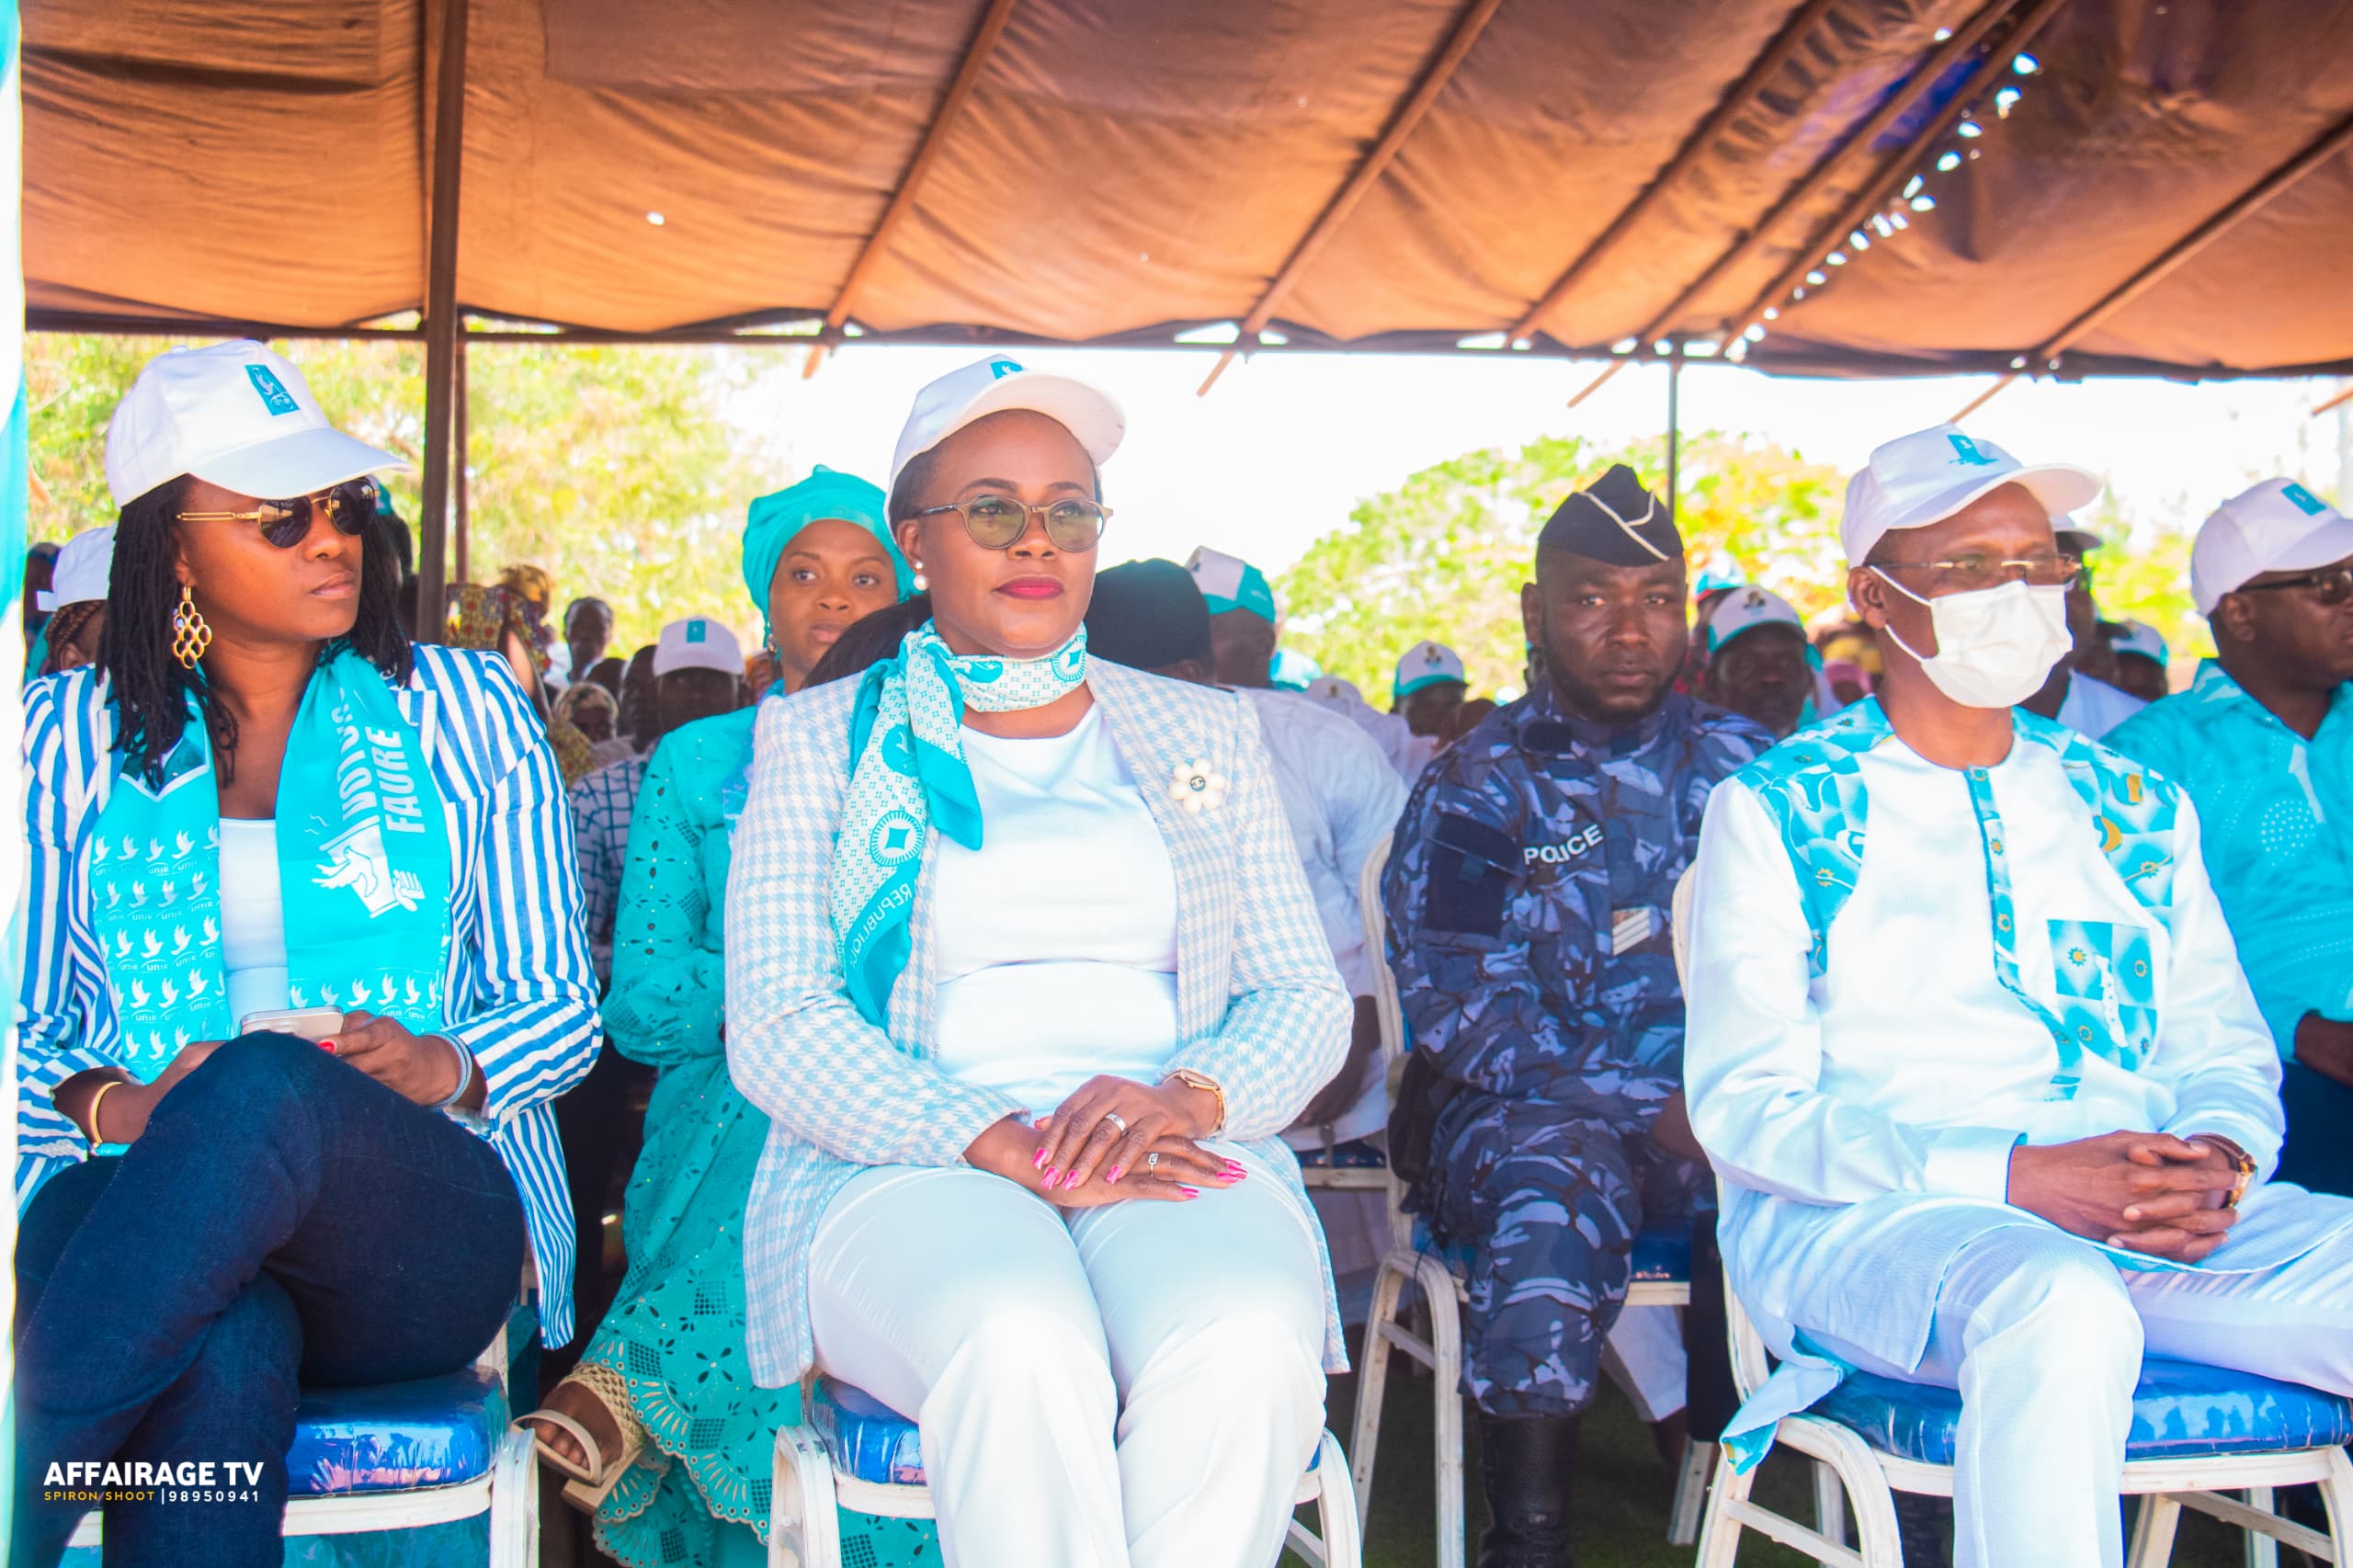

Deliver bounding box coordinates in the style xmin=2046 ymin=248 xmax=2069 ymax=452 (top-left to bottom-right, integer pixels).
xmin=1877 ymin=552 xmax=2080 ymax=594
xmin=2234 ymin=563 xmax=2353 ymax=607
xmin=909 ymin=494 xmax=1111 ymax=553
xmin=176 ymin=477 xmax=380 ymax=551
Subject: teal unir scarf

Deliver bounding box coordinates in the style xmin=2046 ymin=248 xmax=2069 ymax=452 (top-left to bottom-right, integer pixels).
xmin=829 ymin=621 xmax=1088 ymax=1025
xmin=741 ymin=466 xmax=906 ymax=647
xmin=91 ymin=649 xmax=455 ymax=1075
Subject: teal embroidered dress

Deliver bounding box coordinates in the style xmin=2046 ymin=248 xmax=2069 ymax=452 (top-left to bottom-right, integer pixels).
xmin=575 ymin=708 xmax=933 ymax=1568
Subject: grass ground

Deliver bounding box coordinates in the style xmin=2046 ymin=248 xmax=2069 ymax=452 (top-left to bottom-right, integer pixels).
xmin=1316 ymin=1358 xmax=2260 ymax=1567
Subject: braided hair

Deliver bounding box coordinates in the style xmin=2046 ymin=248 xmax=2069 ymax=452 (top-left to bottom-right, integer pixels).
xmin=101 ymin=476 xmax=414 ymax=786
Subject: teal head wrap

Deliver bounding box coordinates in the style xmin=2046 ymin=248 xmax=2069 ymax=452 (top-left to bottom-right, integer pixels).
xmin=741 ymin=466 xmax=909 ymax=645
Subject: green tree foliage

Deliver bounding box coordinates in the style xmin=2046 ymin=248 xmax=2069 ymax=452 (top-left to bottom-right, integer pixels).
xmin=2073 ymin=489 xmax=2211 ymax=665
xmin=27 ymin=334 xmax=768 ymax=653
xmin=1277 ymin=428 xmax=2211 ymax=699
xmin=1277 ymin=431 xmax=1847 ymax=699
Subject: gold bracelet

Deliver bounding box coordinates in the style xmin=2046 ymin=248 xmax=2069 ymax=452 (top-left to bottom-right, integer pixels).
xmin=79 ymin=1077 xmax=128 ymax=1145
xmin=1162 ymin=1068 xmax=1226 ymax=1139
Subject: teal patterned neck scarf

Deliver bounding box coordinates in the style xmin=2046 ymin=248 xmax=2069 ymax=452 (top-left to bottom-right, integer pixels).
xmin=92 ymin=649 xmax=454 ymax=1074
xmin=831 ymin=620 xmax=1088 ymax=1025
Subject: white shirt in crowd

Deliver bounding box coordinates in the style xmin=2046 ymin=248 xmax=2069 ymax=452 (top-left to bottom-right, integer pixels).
xmin=1302 ymin=678 xmax=1437 ymax=783
xmin=1240 ymin=688 xmax=1409 ymax=1146
xmin=2053 ymin=669 xmax=2145 ymax=740
xmin=930 ymin=707 xmax=1183 ymax=1113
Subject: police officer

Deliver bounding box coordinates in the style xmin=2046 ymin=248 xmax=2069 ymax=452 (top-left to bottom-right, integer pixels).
xmin=1382 ymin=465 xmax=1770 ymax=1567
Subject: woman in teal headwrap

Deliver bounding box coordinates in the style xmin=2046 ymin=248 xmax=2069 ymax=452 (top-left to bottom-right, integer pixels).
xmin=516 ymin=467 xmax=928 ymax=1568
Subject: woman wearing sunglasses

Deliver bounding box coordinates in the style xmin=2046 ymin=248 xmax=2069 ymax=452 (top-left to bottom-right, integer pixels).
xmin=516 ymin=467 xmax=928 ymax=1567
xmin=14 ymin=341 xmax=600 ymax=1568
xmin=725 ymin=357 xmax=1351 ymax=1568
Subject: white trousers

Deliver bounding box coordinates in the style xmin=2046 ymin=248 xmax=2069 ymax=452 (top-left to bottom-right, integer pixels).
xmin=807 ymin=1144 xmax=1329 ymax=1568
xmin=1804 ymin=1190 xmax=2353 ymax=1568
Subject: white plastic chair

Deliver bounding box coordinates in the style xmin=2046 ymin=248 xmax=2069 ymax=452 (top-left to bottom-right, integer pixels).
xmin=771 ymin=1374 xmax=1363 ymax=1568
xmin=1347 ymin=835 xmax=1707 ymax=1568
xmin=1668 ymin=867 xmax=2353 ymax=1568
xmin=63 ymin=1305 xmax=539 ymax=1565
xmin=1693 ymin=1275 xmax=2353 ymax=1568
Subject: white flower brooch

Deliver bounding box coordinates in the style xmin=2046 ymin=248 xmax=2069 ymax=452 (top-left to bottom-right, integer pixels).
xmin=1169 ymin=759 xmax=1229 ymax=814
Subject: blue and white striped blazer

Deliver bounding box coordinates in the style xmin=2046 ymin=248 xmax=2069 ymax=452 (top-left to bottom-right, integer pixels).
xmin=724 ymin=657 xmax=1355 ymax=1385
xmin=18 ymin=645 xmax=602 ymax=1346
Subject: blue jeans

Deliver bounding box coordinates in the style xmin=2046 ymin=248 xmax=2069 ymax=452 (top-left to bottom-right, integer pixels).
xmin=12 ymin=1032 xmax=527 ymax=1568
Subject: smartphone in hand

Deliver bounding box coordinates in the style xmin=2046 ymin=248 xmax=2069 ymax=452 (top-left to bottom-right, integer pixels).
xmin=237 ymin=1006 xmax=347 ymax=1047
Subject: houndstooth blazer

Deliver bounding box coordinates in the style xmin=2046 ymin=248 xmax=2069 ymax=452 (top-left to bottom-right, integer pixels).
xmin=724 ymin=656 xmax=1354 ymax=1385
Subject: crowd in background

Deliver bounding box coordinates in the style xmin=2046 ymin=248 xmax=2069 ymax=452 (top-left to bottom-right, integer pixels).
xmin=14 ymin=339 xmax=2353 ymax=1568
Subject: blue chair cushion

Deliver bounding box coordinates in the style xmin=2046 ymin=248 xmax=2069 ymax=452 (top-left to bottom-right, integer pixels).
xmin=1410 ymin=1220 xmax=1690 ymax=1286
xmin=809 ymin=1377 xmax=1324 ymax=1491
xmin=284 ymin=1367 xmax=505 ymax=1495
xmin=1294 ymin=1139 xmax=1388 ymax=1170
xmin=1818 ymin=1356 xmax=2353 ymax=1466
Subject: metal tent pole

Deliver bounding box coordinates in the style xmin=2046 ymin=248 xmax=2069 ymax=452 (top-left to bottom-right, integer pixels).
xmin=452 ymin=334 xmax=471 ymax=588
xmin=1666 ymin=345 xmax=1683 ymax=528
xmin=416 ymin=0 xmax=469 ymax=624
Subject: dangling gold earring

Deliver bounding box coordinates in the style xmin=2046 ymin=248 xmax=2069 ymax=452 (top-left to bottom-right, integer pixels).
xmin=171 ymin=586 xmax=213 ymax=668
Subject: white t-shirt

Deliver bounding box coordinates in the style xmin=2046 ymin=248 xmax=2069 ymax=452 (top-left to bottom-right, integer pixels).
xmin=1240 ymin=688 xmax=1409 ymax=1145
xmin=219 ymin=817 xmax=292 ymax=1026
xmin=2053 ymin=670 xmax=2146 ymax=740
xmin=930 ymin=706 xmax=1182 ymax=1116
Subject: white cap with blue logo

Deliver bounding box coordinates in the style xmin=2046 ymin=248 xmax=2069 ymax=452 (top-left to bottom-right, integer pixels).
xmin=1394 ymin=639 xmax=1466 ymax=699
xmin=104 ymin=339 xmax=406 ymax=508
xmin=2190 ymin=478 xmax=2353 ymax=615
xmin=888 ymin=354 xmax=1126 ymax=496
xmin=1186 ymin=546 xmax=1278 ymax=623
xmin=1840 ymin=423 xmax=2102 ymax=565
xmin=653 ymin=616 xmax=745 ymax=678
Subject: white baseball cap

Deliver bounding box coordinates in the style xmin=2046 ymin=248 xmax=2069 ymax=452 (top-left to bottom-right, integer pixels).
xmin=2107 ymin=618 xmax=2168 ymax=665
xmin=652 ymin=616 xmax=745 ymax=678
xmin=38 ymin=526 xmax=116 ymax=611
xmin=1704 ymin=584 xmax=1806 ymax=654
xmin=104 ymin=340 xmax=407 ymax=508
xmin=2190 ymin=478 xmax=2353 ymax=615
xmin=1840 ymin=423 xmax=2102 ymax=564
xmin=1186 ymin=546 xmax=1279 ymax=622
xmin=1304 ymin=675 xmax=1366 ymax=711
xmin=887 ymin=355 xmax=1125 ymax=496
xmin=1394 ymin=639 xmax=1466 ymax=699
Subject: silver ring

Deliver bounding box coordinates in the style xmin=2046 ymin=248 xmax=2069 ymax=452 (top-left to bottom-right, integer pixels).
xmin=1146 ymin=1151 xmax=1160 ymax=1171
xmin=1102 ymin=1111 xmax=1130 ymax=1136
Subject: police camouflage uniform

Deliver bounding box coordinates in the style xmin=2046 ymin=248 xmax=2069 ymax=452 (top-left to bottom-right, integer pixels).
xmin=1383 ymin=676 xmax=1770 ymax=1417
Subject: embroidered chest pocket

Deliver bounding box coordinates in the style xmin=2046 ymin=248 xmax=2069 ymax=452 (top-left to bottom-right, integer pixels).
xmin=2047 ymin=919 xmax=2158 ymax=1072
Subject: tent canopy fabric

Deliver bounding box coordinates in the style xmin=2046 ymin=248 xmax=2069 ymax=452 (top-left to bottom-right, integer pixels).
xmin=24 ymin=0 xmax=2353 ymax=381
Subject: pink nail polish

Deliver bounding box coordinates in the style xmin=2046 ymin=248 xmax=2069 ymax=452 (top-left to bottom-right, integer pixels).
xmin=1064 ymin=1170 xmax=1084 ymax=1190
xmin=1033 ymin=1148 xmax=1048 ymax=1169
xmin=1178 ymin=1186 xmax=1200 ymax=1198
xmin=1041 ymin=1167 xmax=1059 ymax=1186
xmin=1107 ymin=1166 xmax=1124 ymax=1184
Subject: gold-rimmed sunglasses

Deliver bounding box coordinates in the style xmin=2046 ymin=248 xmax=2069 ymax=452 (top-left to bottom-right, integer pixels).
xmin=1878 ymin=552 xmax=2080 ymax=594
xmin=910 ymin=494 xmax=1111 ymax=552
xmin=176 ymin=477 xmax=379 ymax=550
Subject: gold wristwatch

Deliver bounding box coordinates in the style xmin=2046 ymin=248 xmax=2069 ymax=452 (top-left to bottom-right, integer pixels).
xmin=2192 ymin=1134 xmax=2257 ymax=1210
xmin=1162 ymin=1068 xmax=1227 ymax=1138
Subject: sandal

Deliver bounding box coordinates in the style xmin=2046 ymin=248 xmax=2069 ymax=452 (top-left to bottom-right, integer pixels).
xmin=514 ymin=1374 xmax=645 ymax=1512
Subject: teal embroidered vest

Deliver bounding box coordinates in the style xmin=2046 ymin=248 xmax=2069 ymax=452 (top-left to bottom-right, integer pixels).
xmin=1733 ymin=699 xmax=2179 ymax=1097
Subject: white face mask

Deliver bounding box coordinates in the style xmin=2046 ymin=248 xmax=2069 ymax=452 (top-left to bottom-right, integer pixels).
xmin=1870 ymin=570 xmax=2073 ymax=710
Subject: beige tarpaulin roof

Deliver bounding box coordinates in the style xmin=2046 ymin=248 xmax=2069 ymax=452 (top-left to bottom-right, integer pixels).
xmin=24 ymin=0 xmax=2353 ymax=381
